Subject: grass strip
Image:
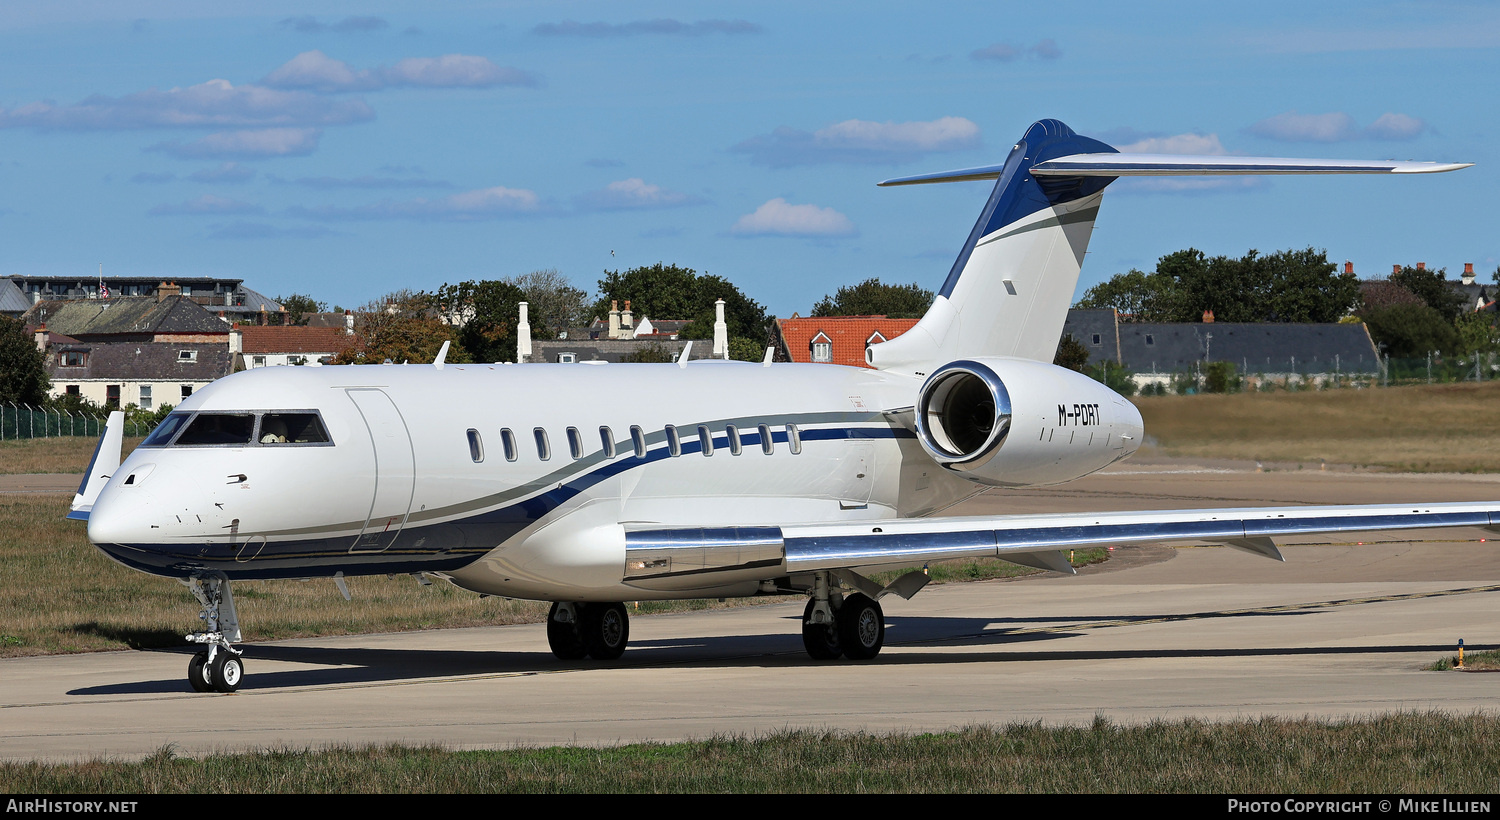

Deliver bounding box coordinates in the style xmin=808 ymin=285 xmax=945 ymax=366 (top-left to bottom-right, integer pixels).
xmin=5 ymin=714 xmax=1499 ymax=793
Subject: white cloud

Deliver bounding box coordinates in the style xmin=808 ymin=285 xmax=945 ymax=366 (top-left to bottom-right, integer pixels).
xmin=730 ymin=198 xmax=857 ymax=238
xmin=574 ymin=178 xmax=704 ymax=211
xmin=289 ymin=186 xmax=543 ymax=221
xmin=0 ymin=79 xmax=372 ymax=131
xmin=277 ymin=16 xmax=388 ymax=34
xmin=1246 ymin=111 xmax=1429 ymax=143
xmin=733 ymin=116 xmax=981 ymax=167
xmin=149 ymin=128 xmax=322 ymax=159
xmin=263 ymin=51 xmax=539 ymax=92
xmin=1117 ymin=133 xmax=1229 ymax=155
xmin=149 ymin=194 xmax=264 ymax=216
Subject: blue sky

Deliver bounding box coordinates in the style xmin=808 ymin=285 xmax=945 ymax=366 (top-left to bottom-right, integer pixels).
xmin=2 ymin=1 xmax=1496 ymax=317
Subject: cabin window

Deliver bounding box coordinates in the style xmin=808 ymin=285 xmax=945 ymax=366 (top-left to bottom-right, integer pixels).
xmin=567 ymin=427 xmax=584 ymax=460
xmin=501 ymin=428 xmax=518 ymax=462
xmin=534 ymin=428 xmax=551 ymax=461
xmin=259 ymin=413 xmax=331 ymax=445
xmin=758 ymin=424 xmax=774 ymax=455
xmin=665 ymin=425 xmax=681 ymax=457
xmin=698 ymin=425 xmax=714 ymax=457
xmin=599 ymin=427 xmax=616 ymax=459
xmin=786 ymin=423 xmax=802 ymax=455
xmin=176 ymin=413 xmax=256 ymax=446
xmin=467 ymin=429 xmax=484 ymax=462
xmin=630 ymin=425 xmax=647 ymax=458
xmin=139 ymin=385 xmax=153 ymax=410
xmin=140 ymin=412 xmax=192 ymax=447
xmin=726 ymin=425 xmax=742 ymax=456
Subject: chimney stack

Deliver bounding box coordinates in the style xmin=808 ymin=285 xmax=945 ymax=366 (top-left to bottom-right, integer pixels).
xmin=608 ymin=300 xmax=622 ymax=339
xmin=1393 ymin=264 xmax=1401 ymax=276
xmin=1417 ymin=262 xmax=1426 ymax=271
xmin=621 ymin=299 xmax=633 ymax=331
xmin=1344 ymin=261 xmax=1354 ymax=275
xmin=517 ymin=301 xmax=532 ymax=363
xmin=1462 ymin=263 xmax=1475 ymax=285
xmin=155 ymin=281 xmax=181 ymax=303
xmin=33 ymin=323 xmax=47 ymax=353
xmin=1202 ymin=309 xmax=1215 ymax=324
xmin=345 ymin=310 xmax=354 ymax=335
xmin=712 ymin=298 xmax=728 ymax=357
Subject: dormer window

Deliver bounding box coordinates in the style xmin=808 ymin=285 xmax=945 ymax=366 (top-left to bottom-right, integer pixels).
xmin=61 ymin=351 xmax=87 ymax=367
xmin=810 ymin=332 xmax=832 ymax=363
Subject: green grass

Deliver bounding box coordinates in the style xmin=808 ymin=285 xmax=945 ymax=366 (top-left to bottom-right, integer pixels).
xmin=0 ymin=436 xmax=144 ymax=474
xmin=5 ymin=714 xmax=1499 ymax=792
xmin=1430 ymin=649 xmax=1500 ymax=671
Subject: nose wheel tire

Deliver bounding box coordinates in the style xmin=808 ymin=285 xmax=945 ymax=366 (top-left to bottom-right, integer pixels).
xmin=209 ymin=652 xmax=244 ymax=693
xmin=188 ymin=652 xmax=213 ymax=693
xmin=547 ymin=602 xmax=588 ymax=660
xmin=581 ymin=602 xmax=630 ymax=661
xmin=801 ymin=598 xmax=843 ymax=660
xmin=836 ymin=593 xmax=885 ymax=661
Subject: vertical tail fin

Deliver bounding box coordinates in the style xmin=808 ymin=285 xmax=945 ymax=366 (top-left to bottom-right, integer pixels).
xmin=868 ymin=119 xmax=1116 ymax=375
xmin=866 ymin=118 xmax=1469 ymax=377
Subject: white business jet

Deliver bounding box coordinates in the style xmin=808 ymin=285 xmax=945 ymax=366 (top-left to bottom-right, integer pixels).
xmin=71 ymin=119 xmax=1493 ymax=693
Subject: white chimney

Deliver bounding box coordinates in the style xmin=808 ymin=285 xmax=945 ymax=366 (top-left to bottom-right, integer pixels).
xmin=229 ymin=327 xmax=242 ymax=354
xmin=344 ymin=310 xmax=354 ymax=335
xmin=608 ymin=300 xmax=621 ymax=339
xmin=712 ymin=298 xmax=728 ymax=359
xmin=621 ymin=300 xmax=633 ymax=330
xmin=517 ymin=301 xmax=532 ymax=363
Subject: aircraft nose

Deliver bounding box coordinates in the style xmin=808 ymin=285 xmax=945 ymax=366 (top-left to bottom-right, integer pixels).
xmin=86 ymin=491 xmax=134 ymax=545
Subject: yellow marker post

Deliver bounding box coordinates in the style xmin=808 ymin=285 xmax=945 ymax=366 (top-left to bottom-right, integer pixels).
xmin=1458 ymin=638 xmax=1465 ymax=669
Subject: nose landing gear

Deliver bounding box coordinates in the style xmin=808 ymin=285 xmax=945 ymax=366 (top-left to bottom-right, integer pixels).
xmin=183 ymin=574 xmax=244 ymax=693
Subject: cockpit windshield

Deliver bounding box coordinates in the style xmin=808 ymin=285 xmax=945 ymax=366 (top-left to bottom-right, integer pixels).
xmin=139 ymin=410 xmax=333 ymax=448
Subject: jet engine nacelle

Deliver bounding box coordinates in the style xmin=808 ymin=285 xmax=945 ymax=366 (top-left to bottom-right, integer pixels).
xmin=915 ymin=357 xmax=1143 ymax=488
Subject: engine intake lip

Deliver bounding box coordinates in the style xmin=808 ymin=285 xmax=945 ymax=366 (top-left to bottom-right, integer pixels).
xmin=916 ymin=360 xmax=1013 ymax=470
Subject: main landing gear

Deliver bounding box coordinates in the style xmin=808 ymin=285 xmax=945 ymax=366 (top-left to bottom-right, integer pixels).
xmin=183 ymin=575 xmax=245 ymax=693
xmin=547 ymin=601 xmax=630 ymax=661
xmin=802 ymin=571 xmax=885 ymax=661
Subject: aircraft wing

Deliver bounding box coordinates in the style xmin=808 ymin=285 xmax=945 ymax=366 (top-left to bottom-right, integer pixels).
xmin=878 ymin=155 xmax=1471 ymax=186
xmin=624 ymin=502 xmax=1500 ymax=582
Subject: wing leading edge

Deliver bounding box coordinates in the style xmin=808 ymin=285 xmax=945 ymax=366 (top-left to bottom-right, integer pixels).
xmin=623 ymin=502 xmax=1500 ymax=582
xmin=878 ymin=155 xmax=1472 ymax=186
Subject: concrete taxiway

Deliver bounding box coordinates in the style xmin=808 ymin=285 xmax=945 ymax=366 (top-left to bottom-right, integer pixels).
xmin=3 ymin=462 xmax=1498 ymax=762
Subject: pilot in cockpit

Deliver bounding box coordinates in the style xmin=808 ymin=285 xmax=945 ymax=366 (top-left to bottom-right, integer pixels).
xmin=259 ymin=417 xmax=289 ymax=444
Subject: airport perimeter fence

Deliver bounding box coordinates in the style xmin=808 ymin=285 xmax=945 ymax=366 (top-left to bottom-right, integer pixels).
xmin=0 ymin=404 xmax=160 ymax=441
xmin=1127 ymin=352 xmax=1496 ymax=395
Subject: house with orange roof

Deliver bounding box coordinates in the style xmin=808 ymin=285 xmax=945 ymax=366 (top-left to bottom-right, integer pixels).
xmin=775 ymin=315 xmax=920 ymax=369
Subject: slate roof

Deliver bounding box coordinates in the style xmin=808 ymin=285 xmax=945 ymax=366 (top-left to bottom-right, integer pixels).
xmin=0 ymin=278 xmax=31 ymax=316
xmin=47 ymin=342 xmax=234 ymax=382
xmin=1060 ymin=309 xmax=1120 ymax=366
xmin=1119 ymin=322 xmax=1380 ymax=375
xmin=777 ymin=316 xmax=920 ymax=368
xmin=22 ymin=296 xmax=231 ymax=338
xmin=529 ymin=338 xmax=717 ymax=364
xmin=239 ymin=325 xmax=356 ymax=355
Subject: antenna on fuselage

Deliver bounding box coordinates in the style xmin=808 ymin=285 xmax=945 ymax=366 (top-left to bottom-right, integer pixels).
xmin=677 ymin=341 xmax=693 ymax=368
xmin=433 ymin=341 xmax=450 ymax=370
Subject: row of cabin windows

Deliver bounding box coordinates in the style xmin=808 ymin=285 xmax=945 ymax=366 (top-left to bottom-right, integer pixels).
xmin=466 ymin=423 xmax=804 ymax=464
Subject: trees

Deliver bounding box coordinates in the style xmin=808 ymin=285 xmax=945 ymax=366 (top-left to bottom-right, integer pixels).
xmin=1360 ymin=304 xmax=1459 ymax=358
xmin=431 ymin=280 xmax=538 ymax=364
xmin=1389 ymin=265 xmax=1466 ymax=322
xmin=594 ymin=263 xmax=772 ymax=349
xmin=0 ymin=316 xmax=49 ymax=405
xmin=274 ymin=293 xmax=328 ymax=325
xmin=812 ymin=278 xmax=934 ymax=318
xmin=1052 ymin=334 xmax=1090 ymax=371
xmin=333 ymin=290 xmax=471 ymax=366
xmin=1076 ymin=247 xmax=1357 ymax=323
xmin=509 ymin=268 xmax=589 ymax=331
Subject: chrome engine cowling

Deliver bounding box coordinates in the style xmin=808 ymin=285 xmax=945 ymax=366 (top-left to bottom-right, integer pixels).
xmin=914 ymin=357 xmax=1143 ymax=487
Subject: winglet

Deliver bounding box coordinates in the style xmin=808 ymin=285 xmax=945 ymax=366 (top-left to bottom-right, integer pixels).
xmin=69 ymin=411 xmax=124 ymax=522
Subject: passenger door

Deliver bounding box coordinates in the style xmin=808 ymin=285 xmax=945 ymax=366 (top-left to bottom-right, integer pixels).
xmin=347 ymin=388 xmax=416 ymax=553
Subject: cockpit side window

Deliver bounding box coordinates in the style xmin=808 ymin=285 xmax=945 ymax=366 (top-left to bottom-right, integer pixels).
xmin=175 ymin=413 xmax=256 ymax=446
xmin=140 ymin=412 xmax=192 ymax=447
xmin=259 ymin=412 xmax=331 ymax=444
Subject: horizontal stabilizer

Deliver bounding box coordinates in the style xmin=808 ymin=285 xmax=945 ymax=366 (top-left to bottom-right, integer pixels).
xmin=878 ymin=156 xmax=1471 ymax=186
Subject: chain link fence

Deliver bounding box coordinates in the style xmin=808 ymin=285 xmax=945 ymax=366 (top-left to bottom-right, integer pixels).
xmin=1128 ymin=352 xmax=1496 ymax=395
xmin=0 ymin=404 xmax=161 ymax=441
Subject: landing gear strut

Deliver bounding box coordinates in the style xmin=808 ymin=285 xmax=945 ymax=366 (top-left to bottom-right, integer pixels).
xmin=183 ymin=575 xmax=244 ymax=693
xmin=802 ymin=572 xmax=885 ymax=661
xmin=547 ymin=601 xmax=630 ymax=661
